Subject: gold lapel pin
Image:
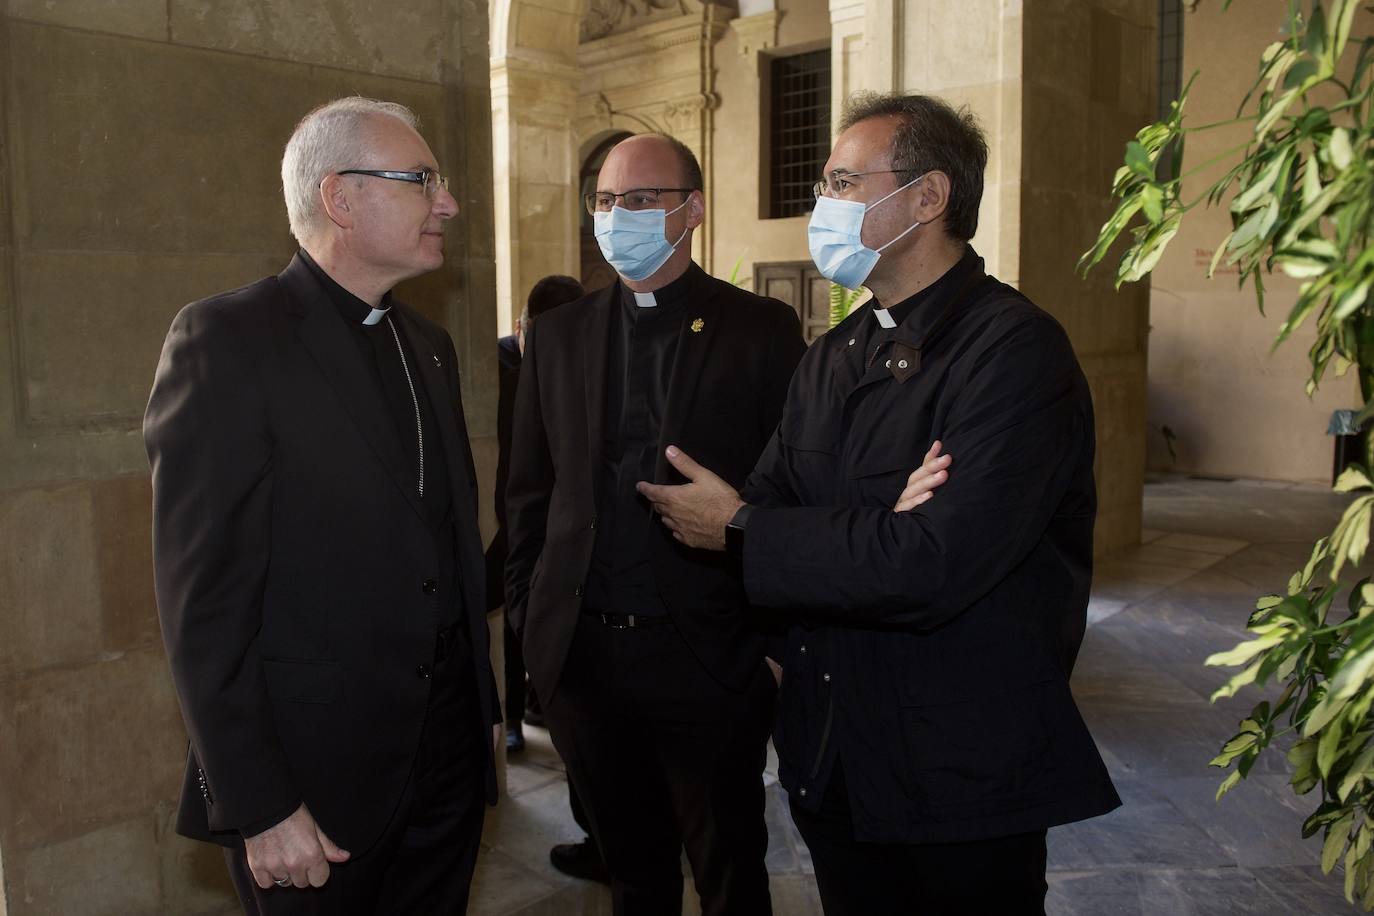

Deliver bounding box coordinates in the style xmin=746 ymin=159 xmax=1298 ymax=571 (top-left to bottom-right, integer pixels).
xmin=690 ymin=318 xmax=705 ymax=333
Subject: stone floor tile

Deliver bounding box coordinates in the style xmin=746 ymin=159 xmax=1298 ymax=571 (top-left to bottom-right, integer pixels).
xmin=1154 ymin=532 xmax=1250 ymax=557
xmin=1158 ymin=774 xmax=1321 ymax=869
xmin=1092 ymin=557 xmax=1199 ymax=605
xmin=467 ymin=845 xmax=562 ymax=916
xmin=1252 ymin=864 xmax=1363 ymax=913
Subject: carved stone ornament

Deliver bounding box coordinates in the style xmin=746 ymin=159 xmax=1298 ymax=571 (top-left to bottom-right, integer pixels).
xmin=581 ymin=0 xmax=689 ymax=42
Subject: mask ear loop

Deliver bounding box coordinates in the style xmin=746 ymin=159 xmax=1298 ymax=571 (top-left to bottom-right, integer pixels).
xmin=666 ymin=194 xmax=693 ymax=249
xmin=875 ymin=219 xmax=922 ymax=253
xmin=864 ymin=172 xmax=926 ymax=212
xmin=865 ymin=172 xmax=928 ymax=254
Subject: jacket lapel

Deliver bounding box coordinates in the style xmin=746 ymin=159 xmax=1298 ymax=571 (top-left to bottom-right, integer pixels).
xmin=397 ymin=307 xmax=478 ymax=527
xmin=654 ymin=272 xmax=721 ymax=484
xmin=280 ymin=256 xmax=427 ymax=524
xmin=582 ymin=286 xmax=616 ymax=505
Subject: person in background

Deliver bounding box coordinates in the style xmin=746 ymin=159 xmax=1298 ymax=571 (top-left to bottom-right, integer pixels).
xmin=487 ymin=273 xmax=586 ymax=753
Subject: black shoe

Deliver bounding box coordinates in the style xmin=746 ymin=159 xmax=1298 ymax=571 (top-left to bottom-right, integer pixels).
xmin=524 ymin=709 xmax=546 ymax=728
xmin=549 ymin=838 xmax=610 ymax=885
xmin=505 ymin=724 xmax=525 ymax=753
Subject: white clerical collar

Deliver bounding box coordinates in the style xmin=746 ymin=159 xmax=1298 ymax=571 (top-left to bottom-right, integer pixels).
xmin=363 ymin=306 xmax=389 ymax=326
xmin=872 ymin=306 xmax=897 ymax=329
xmin=633 ymin=291 xmax=658 ymax=309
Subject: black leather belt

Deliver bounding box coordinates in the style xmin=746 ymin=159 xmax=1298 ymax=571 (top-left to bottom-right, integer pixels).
xmin=585 ymin=610 xmax=674 ymax=629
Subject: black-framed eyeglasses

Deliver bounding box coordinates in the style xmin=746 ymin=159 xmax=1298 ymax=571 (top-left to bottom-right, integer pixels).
xmin=338 ymin=169 xmax=450 ymax=199
xmin=813 ymin=169 xmax=908 ymax=199
xmin=583 ymin=187 xmax=695 ymax=215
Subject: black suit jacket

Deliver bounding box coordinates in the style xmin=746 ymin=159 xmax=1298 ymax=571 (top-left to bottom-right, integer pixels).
xmin=505 ymin=266 xmax=806 ymax=704
xmin=144 ymin=254 xmax=499 ymax=854
xmin=483 ymin=334 xmax=521 ymax=611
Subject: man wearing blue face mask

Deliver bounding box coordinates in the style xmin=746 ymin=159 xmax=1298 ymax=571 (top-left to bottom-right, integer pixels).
xmin=501 ymin=133 xmax=804 ymax=915
xmin=640 ymin=94 xmax=1121 ymax=914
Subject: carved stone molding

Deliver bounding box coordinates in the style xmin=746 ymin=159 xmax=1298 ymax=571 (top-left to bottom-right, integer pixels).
xmin=581 ymin=0 xmax=690 ymax=42
xmin=730 ymin=10 xmax=782 ymax=57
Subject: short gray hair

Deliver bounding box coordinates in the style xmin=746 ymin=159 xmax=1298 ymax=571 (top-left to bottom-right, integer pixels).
xmin=281 ymin=97 xmax=420 ymax=244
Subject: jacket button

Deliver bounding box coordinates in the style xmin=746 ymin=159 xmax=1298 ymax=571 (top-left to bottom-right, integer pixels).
xmin=799 ymin=645 xmax=807 ymax=655
xmin=799 ymin=787 xmax=809 ymax=797
xmin=574 ymin=585 xmax=583 ymax=597
xmin=822 ymin=673 xmax=831 ymax=683
xmin=416 ymin=665 xmax=431 ymax=679
xmin=422 ymin=579 xmax=438 ymax=595
xmin=590 ymin=516 xmax=598 ymax=530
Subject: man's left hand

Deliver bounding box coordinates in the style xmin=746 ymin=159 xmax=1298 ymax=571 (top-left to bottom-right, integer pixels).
xmin=637 ymin=446 xmax=742 ymax=551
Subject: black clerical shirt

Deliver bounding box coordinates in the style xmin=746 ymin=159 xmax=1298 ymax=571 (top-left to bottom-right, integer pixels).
xmin=297 ymin=249 xmax=459 ymax=628
xmin=584 ymin=264 xmax=699 ymax=617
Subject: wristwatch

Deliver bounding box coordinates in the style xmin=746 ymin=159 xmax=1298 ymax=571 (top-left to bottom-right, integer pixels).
xmin=725 ymin=504 xmax=754 ymax=559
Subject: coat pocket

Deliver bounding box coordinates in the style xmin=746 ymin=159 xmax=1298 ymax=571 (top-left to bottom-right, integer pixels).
xmin=898 ymin=679 xmax=1056 ymax=818
xmin=262 ymin=658 xmax=340 ymax=704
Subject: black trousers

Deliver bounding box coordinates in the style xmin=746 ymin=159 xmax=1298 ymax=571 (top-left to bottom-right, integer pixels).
xmin=226 ymin=631 xmax=487 ymax=916
xmin=546 ymin=613 xmax=775 ymax=916
xmin=789 ymin=763 xmax=1048 ymax=916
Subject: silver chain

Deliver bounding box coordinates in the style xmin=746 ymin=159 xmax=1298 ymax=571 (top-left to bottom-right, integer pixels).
xmin=385 ymin=316 xmax=424 ymax=498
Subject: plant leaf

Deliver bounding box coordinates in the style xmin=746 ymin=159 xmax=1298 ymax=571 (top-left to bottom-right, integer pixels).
xmin=1325 ymin=811 xmax=1355 ymax=873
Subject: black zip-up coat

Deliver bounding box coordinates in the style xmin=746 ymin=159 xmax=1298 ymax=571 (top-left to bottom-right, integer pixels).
xmin=740 ymin=248 xmax=1121 ymax=844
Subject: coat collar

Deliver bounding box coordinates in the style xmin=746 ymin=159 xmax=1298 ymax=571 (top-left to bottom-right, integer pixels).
xmin=580 ymin=262 xmax=722 ymax=489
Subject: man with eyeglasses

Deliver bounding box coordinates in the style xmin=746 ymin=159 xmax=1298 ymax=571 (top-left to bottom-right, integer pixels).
xmin=502 ymin=132 xmax=806 ymax=915
xmin=640 ymin=92 xmax=1121 ymax=914
xmin=145 ymin=97 xmax=500 ymax=914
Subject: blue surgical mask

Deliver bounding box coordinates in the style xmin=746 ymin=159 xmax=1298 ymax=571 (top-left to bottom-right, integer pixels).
xmin=593 ymin=199 xmax=691 ymax=282
xmin=807 ymin=174 xmax=925 ymax=290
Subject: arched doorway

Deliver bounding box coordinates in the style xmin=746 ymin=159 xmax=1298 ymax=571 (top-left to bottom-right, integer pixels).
xmin=579 ymin=131 xmax=633 ymax=291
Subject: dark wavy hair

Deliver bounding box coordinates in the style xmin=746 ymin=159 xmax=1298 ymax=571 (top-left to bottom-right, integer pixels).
xmin=839 ymin=93 xmax=988 ymax=241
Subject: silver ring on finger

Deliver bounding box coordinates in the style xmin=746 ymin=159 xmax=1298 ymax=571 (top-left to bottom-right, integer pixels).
xmin=273 ymin=877 xmax=290 ymax=887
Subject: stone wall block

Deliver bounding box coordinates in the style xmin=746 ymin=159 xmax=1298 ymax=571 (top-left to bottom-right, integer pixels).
xmin=12 ymin=817 xmax=161 ymax=916
xmin=8 ymin=0 xmax=168 ymax=41
xmin=0 ymin=483 xmax=102 ymax=678
xmin=9 ymin=22 xmax=443 ymax=257
xmin=1021 ymin=86 xmax=1089 ymax=194
xmin=14 ymin=251 xmax=285 ymax=429
xmin=4 ymin=649 xmax=185 ymax=848
xmin=920 ymin=0 xmax=1001 ymax=90
xmin=169 ymin=0 xmax=443 ymax=83
xmin=91 ymin=475 xmax=159 ymax=654
xmin=156 ymin=802 xmax=237 ymax=916
xmin=1021 ymin=0 xmax=1090 ymax=96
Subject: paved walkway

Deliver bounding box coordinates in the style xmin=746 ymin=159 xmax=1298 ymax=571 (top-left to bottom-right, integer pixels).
xmin=470 ymin=476 xmax=1360 ymax=914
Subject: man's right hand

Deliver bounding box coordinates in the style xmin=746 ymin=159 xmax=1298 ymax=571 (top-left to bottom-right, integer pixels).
xmin=894 ymin=440 xmax=951 ymax=512
xmin=244 ymin=803 xmax=350 ymax=889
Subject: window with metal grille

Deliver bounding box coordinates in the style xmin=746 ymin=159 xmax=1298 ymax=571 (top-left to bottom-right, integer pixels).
xmin=1157 ymin=0 xmax=1184 ymax=179
xmin=768 ymin=49 xmax=831 ymax=219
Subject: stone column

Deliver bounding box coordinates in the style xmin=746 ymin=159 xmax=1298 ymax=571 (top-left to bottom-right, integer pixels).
xmin=0 ymin=2 xmax=499 ymax=912
xmin=490 ymin=0 xmax=583 ymax=335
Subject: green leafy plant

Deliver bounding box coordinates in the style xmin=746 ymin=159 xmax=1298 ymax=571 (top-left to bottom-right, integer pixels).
xmin=829 ymin=283 xmax=863 ymax=328
xmin=1078 ymin=0 xmax=1374 ymax=905
xmin=727 ymin=254 xmax=752 ymax=289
